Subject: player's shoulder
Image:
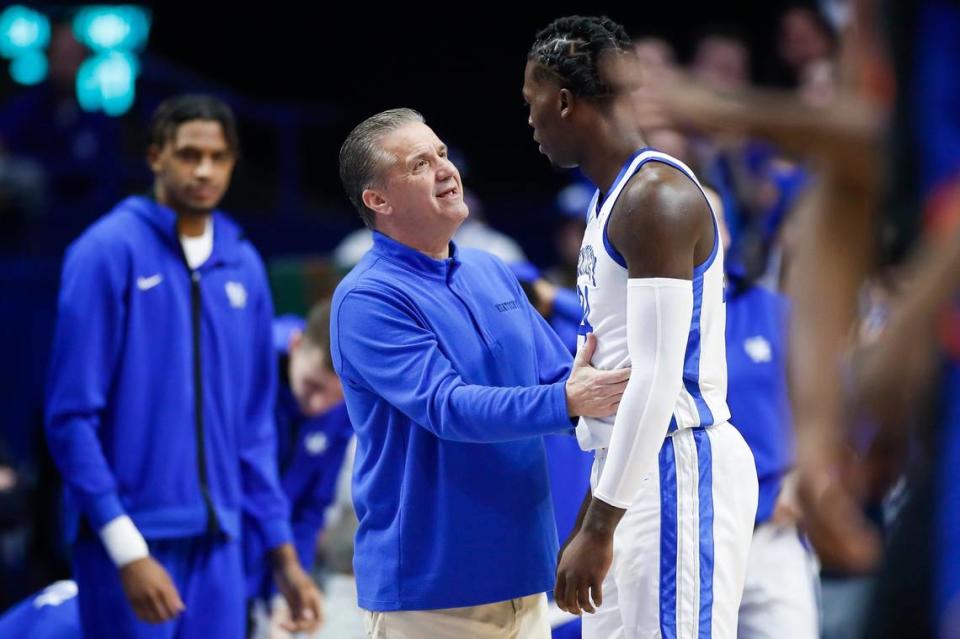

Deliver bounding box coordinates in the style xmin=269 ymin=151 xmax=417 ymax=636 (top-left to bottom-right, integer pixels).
xmin=71 ymin=198 xmax=142 ymax=249
xmin=608 ymin=164 xmax=706 ymax=254
xmin=64 ymin=203 xmax=144 ymax=273
xmin=214 ymin=211 xmax=258 ymax=264
xmin=618 ymin=161 xmax=707 ymax=225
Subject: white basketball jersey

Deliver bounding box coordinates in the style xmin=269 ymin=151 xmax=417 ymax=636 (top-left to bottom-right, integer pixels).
xmin=575 ymin=148 xmax=730 ymax=451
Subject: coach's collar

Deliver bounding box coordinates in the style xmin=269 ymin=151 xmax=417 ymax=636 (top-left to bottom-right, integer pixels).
xmin=371 ymin=231 xmax=460 ymax=279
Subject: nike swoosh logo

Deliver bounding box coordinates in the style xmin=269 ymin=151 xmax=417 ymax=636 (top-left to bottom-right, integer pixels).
xmin=136 ymin=274 xmax=163 ymax=291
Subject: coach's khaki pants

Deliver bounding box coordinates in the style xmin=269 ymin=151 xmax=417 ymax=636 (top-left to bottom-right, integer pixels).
xmin=363 ymin=593 xmax=550 ymax=639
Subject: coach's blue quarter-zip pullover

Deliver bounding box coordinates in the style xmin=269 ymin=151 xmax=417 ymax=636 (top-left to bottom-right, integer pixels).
xmin=331 ymin=231 xmax=574 ymax=611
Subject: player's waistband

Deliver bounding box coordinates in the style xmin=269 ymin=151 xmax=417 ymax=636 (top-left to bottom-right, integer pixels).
xmin=593 ymin=421 xmax=727 ymax=458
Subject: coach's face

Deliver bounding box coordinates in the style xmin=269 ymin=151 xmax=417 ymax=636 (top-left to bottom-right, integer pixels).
xmin=363 ymin=122 xmax=468 ymax=232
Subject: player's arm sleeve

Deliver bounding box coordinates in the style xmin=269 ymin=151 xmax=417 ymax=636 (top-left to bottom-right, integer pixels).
xmin=44 ymin=237 xmax=129 ymax=531
xmin=593 ymin=278 xmax=693 ymax=508
xmin=333 ymin=287 xmax=571 ymax=442
xmin=240 ymin=259 xmax=293 ymax=552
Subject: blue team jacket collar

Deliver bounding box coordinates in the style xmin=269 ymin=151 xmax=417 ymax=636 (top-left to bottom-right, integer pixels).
xmin=125 ymin=196 xmax=244 ymax=269
xmin=371 ymin=230 xmax=459 ymax=279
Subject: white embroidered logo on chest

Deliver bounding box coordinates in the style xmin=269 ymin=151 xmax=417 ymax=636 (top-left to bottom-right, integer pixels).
xmin=225 ymin=281 xmax=247 ymax=309
xmin=743 ymin=336 xmax=772 ymax=363
xmin=305 ymin=432 xmax=329 ymax=455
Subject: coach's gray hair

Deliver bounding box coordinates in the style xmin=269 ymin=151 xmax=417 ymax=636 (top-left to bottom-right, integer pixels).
xmin=338 ymin=108 xmax=426 ymax=229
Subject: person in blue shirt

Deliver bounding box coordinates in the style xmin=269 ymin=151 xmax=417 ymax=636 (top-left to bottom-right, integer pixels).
xmin=247 ymin=302 xmax=354 ymax=636
xmin=719 ymin=209 xmax=819 ymax=638
xmin=44 ymin=95 xmax=321 ymax=639
xmin=332 ymin=108 xmax=629 ymax=638
xmin=0 ymin=581 xmax=81 ymax=639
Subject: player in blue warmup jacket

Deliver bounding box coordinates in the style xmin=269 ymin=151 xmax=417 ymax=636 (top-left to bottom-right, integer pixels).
xmin=44 ymin=95 xmax=321 ymax=639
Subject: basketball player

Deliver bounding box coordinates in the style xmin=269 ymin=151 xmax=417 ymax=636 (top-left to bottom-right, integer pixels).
xmin=523 ymin=16 xmax=758 ymax=638
xmin=44 ymin=95 xmax=322 ymax=638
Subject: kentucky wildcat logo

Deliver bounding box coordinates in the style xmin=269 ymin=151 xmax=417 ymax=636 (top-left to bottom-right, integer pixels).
xmin=577 ymin=245 xmax=597 ymax=287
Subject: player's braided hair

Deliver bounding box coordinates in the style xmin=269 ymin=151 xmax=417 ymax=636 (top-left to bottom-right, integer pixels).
xmin=528 ymin=15 xmax=633 ymax=99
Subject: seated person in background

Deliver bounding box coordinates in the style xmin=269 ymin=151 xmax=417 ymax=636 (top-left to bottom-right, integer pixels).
xmin=247 ymin=301 xmax=353 ymax=638
xmin=0 ymin=581 xmax=81 ymax=639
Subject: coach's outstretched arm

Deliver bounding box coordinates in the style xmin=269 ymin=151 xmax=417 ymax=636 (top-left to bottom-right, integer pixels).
xmin=333 ymin=287 xmax=629 ymax=444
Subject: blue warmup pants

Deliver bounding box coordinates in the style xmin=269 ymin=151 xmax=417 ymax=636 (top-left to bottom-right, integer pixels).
xmin=73 ymin=535 xmax=245 ymax=639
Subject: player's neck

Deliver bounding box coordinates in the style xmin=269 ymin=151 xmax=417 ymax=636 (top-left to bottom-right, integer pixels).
xmin=153 ymin=184 xmax=211 ymax=237
xmin=177 ymin=214 xmax=211 ymax=238
xmin=153 ymin=184 xmax=212 ymax=237
xmin=580 ymin=128 xmax=647 ymax=197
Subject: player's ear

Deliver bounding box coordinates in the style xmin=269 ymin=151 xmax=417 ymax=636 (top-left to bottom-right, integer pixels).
xmin=559 ymin=88 xmax=573 ymax=119
xmin=147 ymin=144 xmax=163 ymax=173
